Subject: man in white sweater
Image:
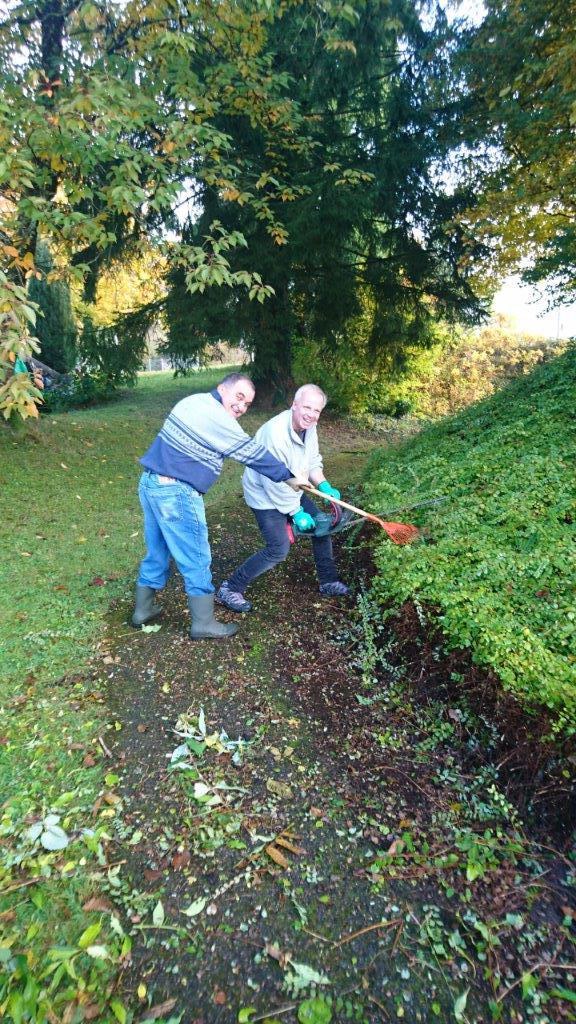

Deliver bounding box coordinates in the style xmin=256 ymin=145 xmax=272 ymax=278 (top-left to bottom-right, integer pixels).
xmin=217 ymin=383 xmax=349 ymax=612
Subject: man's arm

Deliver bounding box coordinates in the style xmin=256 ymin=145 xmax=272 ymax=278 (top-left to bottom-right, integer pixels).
xmin=308 ymin=436 xmax=339 ymax=498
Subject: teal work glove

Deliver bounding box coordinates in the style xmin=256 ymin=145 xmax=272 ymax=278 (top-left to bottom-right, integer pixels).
xmin=292 ymin=508 xmax=316 ymax=532
xmin=318 ymin=480 xmax=341 ymax=500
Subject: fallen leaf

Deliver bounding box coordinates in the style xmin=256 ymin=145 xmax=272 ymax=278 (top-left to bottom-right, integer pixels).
xmin=83 ymin=754 xmax=96 ymax=767
xmin=182 ymin=897 xmax=206 ymax=917
xmin=213 ymin=990 xmax=227 ymax=1005
xmin=137 ymin=723 xmax=149 ymax=733
xmin=81 ymin=1004 xmax=101 ymax=1021
xmin=264 ymin=942 xmax=289 ymax=968
xmin=139 ymin=999 xmax=177 ymax=1022
xmin=309 ymin=806 xmax=324 ymax=818
xmin=266 ymin=778 xmax=293 ymax=799
xmin=386 ymin=839 xmax=403 ymax=856
xmin=83 ymin=896 xmax=114 ymax=912
xmin=89 ymin=576 xmax=106 ymax=586
xmin=275 ymin=835 xmax=305 ymax=855
xmin=144 ymin=868 xmax=163 ymax=882
xmin=265 ymin=844 xmax=289 ymax=869
xmin=172 ymin=850 xmax=191 ymax=870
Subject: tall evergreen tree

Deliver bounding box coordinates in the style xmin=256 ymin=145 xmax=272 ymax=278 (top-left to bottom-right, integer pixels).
xmin=27 ymin=241 xmax=76 ymax=372
xmin=165 ymin=0 xmax=485 ymax=393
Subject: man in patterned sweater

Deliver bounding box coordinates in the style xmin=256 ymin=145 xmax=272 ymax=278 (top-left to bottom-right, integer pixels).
xmin=132 ymin=373 xmax=304 ymax=639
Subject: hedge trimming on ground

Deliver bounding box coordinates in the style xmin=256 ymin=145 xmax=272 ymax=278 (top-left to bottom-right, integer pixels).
xmin=364 ymin=345 xmax=576 ymax=733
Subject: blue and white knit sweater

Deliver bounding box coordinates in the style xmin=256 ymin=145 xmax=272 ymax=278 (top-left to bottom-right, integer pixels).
xmin=140 ymin=390 xmax=293 ymax=493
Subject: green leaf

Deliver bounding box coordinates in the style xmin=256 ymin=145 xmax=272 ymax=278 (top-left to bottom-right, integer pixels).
xmin=85 ymin=944 xmax=109 ymax=959
xmin=466 ymin=860 xmax=484 ymax=881
xmin=298 ymin=997 xmax=333 ymax=1024
xmin=110 ymin=998 xmax=127 ymax=1023
xmin=182 ymin=897 xmax=206 ymax=917
xmin=290 ymin=962 xmax=329 ymax=986
xmin=238 ymin=1009 xmax=256 ymax=1023
xmin=454 ymin=988 xmax=469 ymax=1021
xmin=40 ymin=822 xmax=69 ymax=850
xmin=550 ymin=986 xmax=576 ymax=1004
xmin=152 ymin=901 xmax=165 ymax=926
xmin=78 ymin=922 xmax=102 ymax=949
xmin=521 ymin=972 xmax=538 ymax=999
xmin=186 ymin=738 xmax=206 ymax=757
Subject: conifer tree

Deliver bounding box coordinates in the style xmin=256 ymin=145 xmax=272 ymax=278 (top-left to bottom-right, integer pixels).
xmin=164 ymin=0 xmax=485 ymax=393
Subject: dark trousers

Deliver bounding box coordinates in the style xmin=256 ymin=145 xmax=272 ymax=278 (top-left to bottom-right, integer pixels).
xmin=228 ymin=495 xmax=338 ymax=594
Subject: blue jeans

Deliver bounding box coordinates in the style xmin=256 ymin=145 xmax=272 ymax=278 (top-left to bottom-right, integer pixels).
xmin=227 ymin=495 xmax=339 ymax=594
xmin=137 ymin=471 xmax=213 ymax=596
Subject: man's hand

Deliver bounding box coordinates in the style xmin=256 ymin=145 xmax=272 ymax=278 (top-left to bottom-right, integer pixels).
xmin=292 ymin=508 xmax=316 ymax=532
xmin=287 ymin=475 xmax=308 ymax=491
xmin=318 ymin=479 xmax=341 ymax=500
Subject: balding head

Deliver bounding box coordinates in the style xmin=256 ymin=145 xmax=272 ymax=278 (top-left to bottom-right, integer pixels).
xmin=291 ymin=383 xmax=327 ymax=433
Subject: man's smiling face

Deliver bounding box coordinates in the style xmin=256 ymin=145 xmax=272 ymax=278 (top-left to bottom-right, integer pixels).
xmin=291 ymin=388 xmax=325 ymax=433
xmin=218 ymin=379 xmax=255 ymax=419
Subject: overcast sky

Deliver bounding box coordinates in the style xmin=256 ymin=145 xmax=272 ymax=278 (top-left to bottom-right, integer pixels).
xmin=493 ymin=279 xmax=576 ymax=339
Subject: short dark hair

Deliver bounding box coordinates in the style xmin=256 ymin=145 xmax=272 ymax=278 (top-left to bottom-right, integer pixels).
xmin=217 ymin=372 xmax=255 ymax=390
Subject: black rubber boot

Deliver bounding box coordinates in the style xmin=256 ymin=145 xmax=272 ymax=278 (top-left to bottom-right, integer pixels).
xmin=189 ymin=594 xmax=238 ymax=640
xmin=131 ymin=585 xmax=162 ymax=627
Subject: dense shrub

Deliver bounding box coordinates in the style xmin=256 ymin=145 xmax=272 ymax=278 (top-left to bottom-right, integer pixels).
xmin=364 ymin=345 xmax=576 ymax=733
xmin=291 ymin=289 xmax=449 ymax=415
xmin=41 ymin=372 xmax=117 ymax=412
xmin=77 ymin=317 xmax=146 ymax=387
xmin=293 ymin=313 xmax=567 ymax=418
xmin=407 ymin=319 xmax=569 ymax=418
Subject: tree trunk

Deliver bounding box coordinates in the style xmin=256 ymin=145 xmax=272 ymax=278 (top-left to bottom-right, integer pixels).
xmin=250 ymin=283 xmax=295 ymax=405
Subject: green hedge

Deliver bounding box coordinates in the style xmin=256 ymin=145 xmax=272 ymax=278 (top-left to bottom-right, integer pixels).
xmin=364 ymin=345 xmax=576 ymax=733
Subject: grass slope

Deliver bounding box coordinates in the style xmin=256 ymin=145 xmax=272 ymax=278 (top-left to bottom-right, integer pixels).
xmin=364 ymin=345 xmax=576 ymax=733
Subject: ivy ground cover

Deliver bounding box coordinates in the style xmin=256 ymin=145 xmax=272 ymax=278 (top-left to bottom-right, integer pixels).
xmin=364 ymin=346 xmax=576 ymax=732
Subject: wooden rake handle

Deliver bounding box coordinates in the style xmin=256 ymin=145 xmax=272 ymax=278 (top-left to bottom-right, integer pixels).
xmin=301 ymin=483 xmax=420 ymax=546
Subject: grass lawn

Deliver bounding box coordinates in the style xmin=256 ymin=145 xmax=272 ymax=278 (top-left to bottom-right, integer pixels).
xmin=0 ymin=367 xmax=258 ymax=1020
xmin=0 ymin=366 xmax=376 ymax=1022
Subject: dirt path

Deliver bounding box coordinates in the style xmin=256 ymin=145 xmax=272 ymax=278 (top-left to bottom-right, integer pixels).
xmin=99 ymin=435 xmax=574 ymax=1024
